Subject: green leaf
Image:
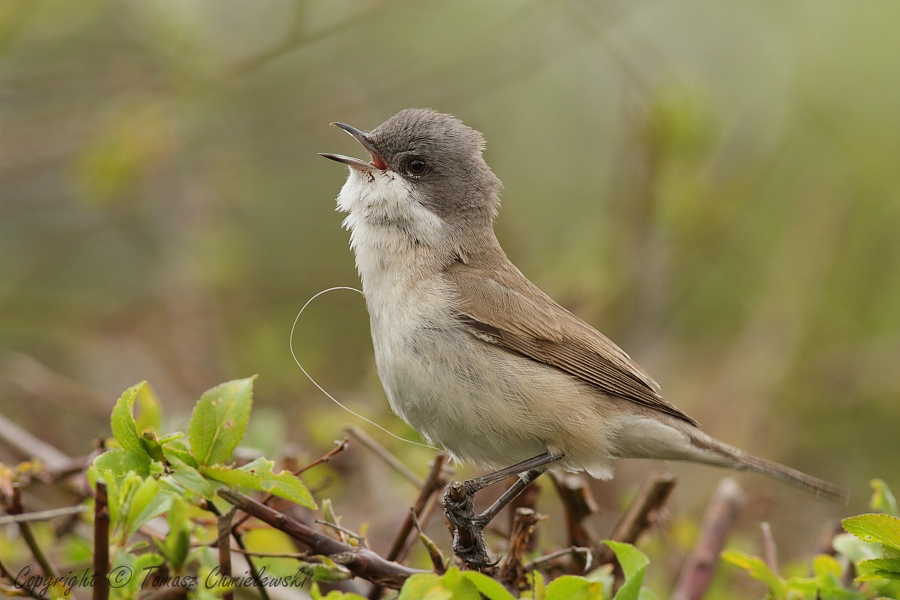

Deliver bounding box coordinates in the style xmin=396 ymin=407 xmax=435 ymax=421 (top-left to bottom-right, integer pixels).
xmin=161 ymin=439 xmax=197 ymax=468
xmin=310 ymin=583 xmax=367 ymax=599
xmin=398 ymin=568 xmax=489 ymax=600
xmin=189 ymin=376 xmax=255 ymax=466
xmin=545 ymin=575 xmax=604 ymax=600
xmin=832 ymin=532 xmax=882 ymax=563
xmin=139 ymin=431 xmax=167 ymax=463
xmin=523 ymin=571 xmax=546 ymax=600
xmin=92 ymin=448 xmax=151 ymax=480
xmin=111 ymin=382 xmax=150 ymax=455
xmin=200 ymin=457 xmax=317 ymax=509
xmin=124 ymin=477 xmax=169 ymax=538
xmin=165 ymin=454 xmax=215 ymax=499
xmin=843 ymin=514 xmax=900 ymax=552
xmin=857 ymin=557 xmax=900 ymax=581
xmin=603 ymin=540 xmax=649 ymax=600
xmin=156 ymin=496 xmax=191 ymax=570
xmin=397 ymin=573 xmax=445 ymax=600
xmin=871 ymin=479 xmax=899 ymax=517
xmin=134 ymin=382 xmax=162 ymax=432
xmin=267 ymin=469 xmax=317 ymax=509
xmin=812 ymin=554 xmax=843 ymax=578
xmin=459 ymin=570 xmax=516 ymax=600
xmin=722 ymin=550 xmax=786 ymax=599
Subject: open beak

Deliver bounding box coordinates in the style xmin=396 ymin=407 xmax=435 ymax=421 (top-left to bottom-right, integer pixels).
xmin=320 ymin=122 xmax=389 ymax=171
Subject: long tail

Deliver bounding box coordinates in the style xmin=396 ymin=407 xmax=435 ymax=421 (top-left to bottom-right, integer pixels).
xmin=688 ymin=430 xmax=849 ymax=502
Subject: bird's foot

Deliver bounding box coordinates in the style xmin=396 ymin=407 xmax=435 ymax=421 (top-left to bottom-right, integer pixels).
xmin=443 ymin=480 xmax=498 ymax=568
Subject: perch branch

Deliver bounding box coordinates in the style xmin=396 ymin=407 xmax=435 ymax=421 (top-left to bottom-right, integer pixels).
xmin=218 ymin=489 xmax=424 ymax=590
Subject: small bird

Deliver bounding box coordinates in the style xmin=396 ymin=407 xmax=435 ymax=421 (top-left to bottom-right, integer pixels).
xmin=321 ymin=108 xmax=847 ymax=566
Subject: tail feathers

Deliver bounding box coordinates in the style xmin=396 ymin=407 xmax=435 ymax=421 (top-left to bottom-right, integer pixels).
xmin=689 ymin=432 xmax=849 ymax=503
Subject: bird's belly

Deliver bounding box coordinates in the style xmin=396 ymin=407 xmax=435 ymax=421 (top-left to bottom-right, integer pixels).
xmin=370 ymin=310 xmax=617 ymax=473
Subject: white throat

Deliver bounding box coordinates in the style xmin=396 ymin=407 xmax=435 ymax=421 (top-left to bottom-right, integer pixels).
xmin=335 ymin=169 xmax=450 ymax=303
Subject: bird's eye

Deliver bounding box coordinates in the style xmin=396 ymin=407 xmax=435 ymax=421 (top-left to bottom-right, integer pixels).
xmin=405 ymin=159 xmax=428 ymax=176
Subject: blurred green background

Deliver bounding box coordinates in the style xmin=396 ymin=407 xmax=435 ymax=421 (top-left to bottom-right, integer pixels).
xmin=1 ymin=0 xmax=898 ymax=595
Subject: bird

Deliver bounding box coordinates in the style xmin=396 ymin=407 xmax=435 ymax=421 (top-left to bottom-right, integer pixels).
xmin=320 ymin=108 xmax=847 ymax=566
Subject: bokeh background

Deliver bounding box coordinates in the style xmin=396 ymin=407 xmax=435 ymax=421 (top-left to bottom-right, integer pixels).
xmin=2 ymin=1 xmax=899 ymax=596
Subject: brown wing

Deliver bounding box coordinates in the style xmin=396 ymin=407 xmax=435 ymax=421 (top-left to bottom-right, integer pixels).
xmin=446 ymin=258 xmax=699 ymax=427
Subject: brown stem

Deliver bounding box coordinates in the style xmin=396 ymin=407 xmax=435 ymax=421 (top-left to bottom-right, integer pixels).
xmin=297 ymin=438 xmax=350 ymax=474
xmin=760 ymin=522 xmax=778 ymax=573
xmin=7 ymin=487 xmax=57 ymax=578
xmin=671 ymin=478 xmax=745 ymax=600
xmin=550 ymin=472 xmax=602 ymax=572
xmin=598 ymin=471 xmax=677 ymax=565
xmin=499 ymin=508 xmax=545 ymax=590
xmin=93 ymin=482 xmax=109 ymax=600
xmin=204 ymin=499 xmax=271 ymax=600
xmin=217 ymin=508 xmax=235 ymax=600
xmin=368 ymin=453 xmax=448 ymax=600
xmin=218 ymin=489 xmax=424 ymax=589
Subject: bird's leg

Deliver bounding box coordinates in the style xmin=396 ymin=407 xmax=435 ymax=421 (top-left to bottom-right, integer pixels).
xmin=443 ymin=451 xmax=562 ymax=567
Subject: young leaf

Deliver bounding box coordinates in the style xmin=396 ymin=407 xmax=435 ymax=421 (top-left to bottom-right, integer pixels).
xmin=111 ymin=381 xmax=150 ymax=455
xmin=603 ymin=540 xmax=650 ymax=600
xmin=200 ymin=457 xmax=317 ymax=509
xmin=124 ymin=477 xmax=173 ymax=539
xmin=843 ymin=514 xmax=900 ymax=552
xmin=545 ymin=575 xmax=605 ymax=600
xmin=871 ymin=479 xmax=899 ymax=517
xmin=189 ymin=376 xmax=255 ymax=466
xmin=134 ymin=381 xmax=162 ymax=432
xmin=459 ymin=569 xmax=516 ymax=600
xmin=856 ymin=557 xmax=900 ymax=581
xmin=310 ymin=583 xmax=367 ymax=599
xmin=722 ymin=550 xmax=786 ymax=598
xmin=92 ymin=448 xmax=151 ymax=480
xmin=156 ymin=495 xmax=191 ymax=571
xmin=165 ymin=455 xmax=215 ymax=499
xmin=267 ymin=470 xmax=317 ymax=509
xmin=162 ymin=439 xmax=198 ymax=468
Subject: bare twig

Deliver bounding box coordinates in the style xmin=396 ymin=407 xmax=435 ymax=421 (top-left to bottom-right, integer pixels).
xmin=499 ymin=508 xmax=545 ymax=590
xmin=0 ymin=504 xmax=87 ymax=527
xmin=298 ymin=438 xmax=350 ymax=475
xmin=139 ymin=587 xmax=191 ymax=600
xmin=671 ymin=478 xmax=746 ymax=600
xmin=411 ymin=508 xmax=445 ymax=574
xmin=0 ymin=555 xmax=43 ymax=599
xmin=760 ymin=522 xmax=778 ymax=573
xmin=93 ymin=482 xmax=109 ymax=600
xmin=205 ymin=500 xmax=271 ymax=600
xmin=218 ymin=489 xmax=424 ymax=590
xmin=550 ymin=472 xmax=602 ymax=571
xmin=344 ymin=426 xmax=424 ymax=488
xmin=7 ymin=487 xmax=57 ymax=578
xmin=598 ymin=471 xmax=677 ymax=564
xmin=524 ymin=547 xmax=593 ymax=572
xmin=386 ymin=453 xmax=449 ymax=563
xmin=320 ymin=498 xmax=348 ymax=543
xmin=217 ymin=508 xmax=236 ymax=600
xmin=369 ymin=453 xmax=448 ymax=600
xmin=315 ymin=519 xmax=365 ymax=543
xmin=508 ymin=478 xmax=541 ymax=554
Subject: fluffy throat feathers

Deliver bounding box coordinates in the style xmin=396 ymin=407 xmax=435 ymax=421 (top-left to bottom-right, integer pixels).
xmin=337 ymin=169 xmax=445 ymax=255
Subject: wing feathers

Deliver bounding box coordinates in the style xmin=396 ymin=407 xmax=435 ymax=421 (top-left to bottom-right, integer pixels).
xmin=447 ymin=260 xmax=698 ymax=427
